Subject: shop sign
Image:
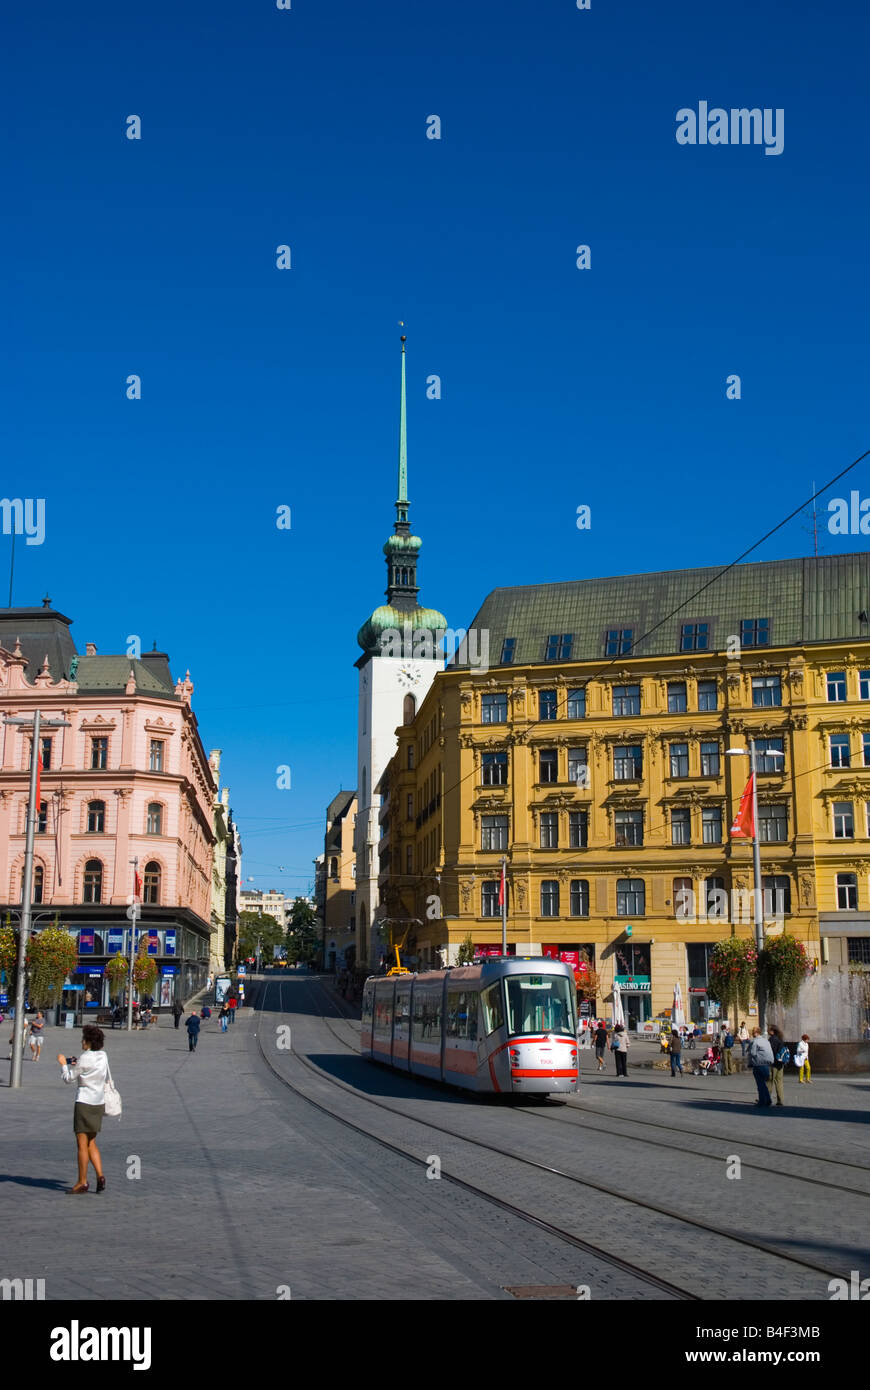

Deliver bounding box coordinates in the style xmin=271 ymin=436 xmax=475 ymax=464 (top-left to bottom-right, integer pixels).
xmin=161 ymin=966 xmax=178 ymax=975
xmin=107 ymin=928 xmax=124 ymax=954
xmin=615 ymin=975 xmax=651 ymax=991
xmin=79 ymin=930 xmax=95 ymax=955
xmin=147 ymin=930 xmax=160 ymax=956
xmin=0 ymin=994 xmax=8 ymax=1006
xmin=165 ymin=930 xmax=176 ymax=956
xmin=85 ymin=967 xmax=104 ymax=976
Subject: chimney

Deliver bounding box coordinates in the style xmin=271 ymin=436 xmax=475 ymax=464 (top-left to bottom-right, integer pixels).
xmin=86 ymin=643 xmax=97 ymax=656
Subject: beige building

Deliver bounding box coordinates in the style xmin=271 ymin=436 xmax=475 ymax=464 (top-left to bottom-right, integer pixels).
xmin=324 ymin=790 xmax=358 ymax=971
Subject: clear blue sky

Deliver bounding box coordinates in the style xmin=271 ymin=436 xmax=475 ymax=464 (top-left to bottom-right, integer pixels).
xmin=4 ymin=0 xmax=869 ymax=892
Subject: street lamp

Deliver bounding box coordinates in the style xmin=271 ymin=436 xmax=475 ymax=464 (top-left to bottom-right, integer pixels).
xmin=725 ymin=738 xmax=786 ymax=1032
xmin=4 ymin=711 xmax=71 ymax=1089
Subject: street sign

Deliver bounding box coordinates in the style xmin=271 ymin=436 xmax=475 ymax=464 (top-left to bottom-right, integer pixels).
xmin=238 ymin=965 xmax=247 ymax=976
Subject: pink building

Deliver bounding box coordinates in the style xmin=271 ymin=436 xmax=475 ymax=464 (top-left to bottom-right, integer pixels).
xmin=0 ymin=600 xmax=216 ymax=1010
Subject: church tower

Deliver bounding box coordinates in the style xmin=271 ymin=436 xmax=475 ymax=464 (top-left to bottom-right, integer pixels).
xmin=354 ymin=337 xmax=447 ymax=970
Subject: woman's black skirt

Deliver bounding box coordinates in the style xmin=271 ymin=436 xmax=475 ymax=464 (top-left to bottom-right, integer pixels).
xmin=73 ymin=1101 xmax=105 ymax=1136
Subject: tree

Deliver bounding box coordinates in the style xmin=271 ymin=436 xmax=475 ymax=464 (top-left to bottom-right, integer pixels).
xmin=456 ymin=934 xmax=475 ymax=965
xmin=238 ymin=911 xmax=284 ymax=965
xmin=285 ymin=898 xmax=320 ymax=966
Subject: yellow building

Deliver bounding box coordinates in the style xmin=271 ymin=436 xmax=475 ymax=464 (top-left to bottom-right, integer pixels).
xmin=376 ymin=554 xmax=870 ymax=1029
xmin=323 ymin=790 xmax=358 ymax=972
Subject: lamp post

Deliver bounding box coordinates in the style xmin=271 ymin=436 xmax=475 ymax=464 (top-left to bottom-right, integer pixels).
xmin=726 ymin=739 xmax=785 ymax=1032
xmin=4 ymin=711 xmax=71 ymax=1088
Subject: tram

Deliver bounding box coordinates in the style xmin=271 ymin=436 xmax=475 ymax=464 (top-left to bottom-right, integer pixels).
xmin=361 ymin=956 xmax=579 ymax=1095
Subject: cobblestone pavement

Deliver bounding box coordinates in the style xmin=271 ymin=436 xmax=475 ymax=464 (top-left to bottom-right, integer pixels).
xmin=266 ymin=974 xmax=870 ymax=1301
xmin=0 ymin=994 xmax=671 ymax=1301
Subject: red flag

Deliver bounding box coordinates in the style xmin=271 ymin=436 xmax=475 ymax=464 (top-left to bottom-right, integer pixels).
xmin=134 ymin=869 xmax=143 ymax=897
xmin=497 ymin=859 xmax=506 ymax=908
xmin=730 ymin=774 xmax=755 ymax=839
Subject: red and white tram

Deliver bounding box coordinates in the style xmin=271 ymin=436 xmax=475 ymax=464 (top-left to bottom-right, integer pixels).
xmin=361 ymin=957 xmax=579 ymax=1095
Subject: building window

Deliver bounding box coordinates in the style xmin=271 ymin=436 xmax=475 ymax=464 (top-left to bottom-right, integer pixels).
xmin=500 ymin=638 xmax=516 ymax=665
xmin=837 ymin=874 xmax=858 ymax=910
xmin=667 ymin=681 xmax=687 ymax=714
xmin=569 ymin=810 xmax=588 ymax=848
xmin=26 ymin=864 xmax=45 ymax=904
xmin=680 ymin=622 xmax=709 ymax=651
xmin=40 ymin=737 xmax=52 ymax=770
xmin=481 ymin=882 xmax=500 ymax=917
xmin=830 ymin=734 xmax=851 ymax=769
xmin=540 ymin=813 xmax=559 ymax=849
xmin=613 ymin=744 xmax=642 ymax=780
xmin=687 ymin=942 xmax=714 ymax=988
xmin=143 ymin=861 xmax=161 ymax=905
xmin=827 ymin=672 xmax=847 ymax=702
xmin=149 ymin=739 xmax=164 ymax=772
xmin=83 ymin=860 xmax=103 ymax=904
xmin=704 ymin=877 xmax=727 ymax=919
xmin=539 ymin=749 xmax=558 ymax=783
xmin=481 ymin=692 xmax=508 ymax=724
xmin=539 ymin=690 xmax=557 ymax=720
xmin=615 ymin=810 xmax=643 ymax=848
xmin=605 ymin=629 xmax=632 ymax=656
xmin=482 ymin=752 xmax=508 ymax=785
xmin=570 ymin=880 xmax=590 ymax=916
xmin=403 ymin=694 xmax=416 ymax=724
xmin=758 ymin=803 xmax=788 ymax=843
xmin=762 ymin=875 xmax=791 ymax=916
xmin=91 ymin=737 xmax=108 ymax=769
xmin=541 ymin=880 xmax=560 ymax=916
xmin=482 ymin=815 xmax=509 ymax=851
xmin=147 ymin=802 xmax=163 ymax=835
xmin=407 ymin=746 xmax=414 ymax=769
xmin=702 ymin=805 xmax=722 ymax=844
xmin=36 ymin=801 xmax=48 ymax=834
xmin=566 ymin=688 xmax=586 ymax=719
xmin=406 ymin=794 xmax=414 ymax=820
xmin=669 ymin=742 xmax=689 ymax=778
xmin=741 ymin=618 xmax=769 ymax=647
xmin=87 ymin=800 xmax=105 ymax=834
xmin=673 ymin=876 xmax=693 ymax=918
xmin=697 ymin=679 xmax=718 ymax=711
xmin=616 ymin=878 xmax=645 ymax=915
xmin=755 ymin=737 xmax=785 ymax=773
xmin=847 ymin=937 xmax=870 ymax=964
xmin=671 ymin=807 xmax=691 ymax=846
xmin=329 ymin=857 xmax=338 ymax=877
xmin=612 ymin=684 xmax=641 ymax=717
xmin=568 ymin=747 xmax=588 ymax=786
xmin=405 ymin=845 xmax=413 ymax=874
xmin=545 ymin=634 xmax=573 ymax=661
xmin=700 ymin=741 xmax=720 ymax=777
xmin=833 ymin=801 xmax=854 ymax=839
xmin=752 ymin=676 xmax=782 ymax=707
xmin=860 ymin=671 xmax=870 ymax=701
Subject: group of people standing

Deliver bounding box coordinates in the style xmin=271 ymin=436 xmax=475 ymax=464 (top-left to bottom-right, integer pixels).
xmin=747 ymin=1027 xmax=812 ymax=1106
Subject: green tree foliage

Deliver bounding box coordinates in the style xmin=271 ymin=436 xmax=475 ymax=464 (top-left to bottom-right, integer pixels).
xmin=0 ymin=920 xmax=20 ymax=997
xmin=238 ymin=911 xmax=285 ymax=964
xmin=285 ymin=898 xmax=320 ymax=966
xmin=456 ymin=934 xmax=475 ymax=965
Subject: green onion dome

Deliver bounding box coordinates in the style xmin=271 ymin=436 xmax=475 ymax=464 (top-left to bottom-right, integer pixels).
xmin=357 ymin=604 xmax=449 ymax=655
xmin=383 ymin=533 xmax=422 ymax=555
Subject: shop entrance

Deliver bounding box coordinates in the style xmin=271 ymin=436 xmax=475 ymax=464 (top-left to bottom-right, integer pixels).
xmin=622 ymin=991 xmax=652 ymax=1030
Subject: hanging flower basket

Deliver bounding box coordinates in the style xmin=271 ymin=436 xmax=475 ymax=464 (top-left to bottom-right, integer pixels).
xmin=28 ymin=923 xmax=79 ymax=1009
xmin=757 ymin=934 xmax=811 ymax=1008
xmin=708 ymin=937 xmax=757 ymax=1019
xmin=106 ymin=952 xmax=128 ymax=1000
xmin=132 ymin=940 xmax=158 ymax=998
xmin=0 ymin=922 xmax=21 ymax=995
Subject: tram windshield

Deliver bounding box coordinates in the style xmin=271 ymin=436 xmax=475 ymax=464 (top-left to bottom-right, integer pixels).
xmin=504 ymin=974 xmax=575 ymax=1037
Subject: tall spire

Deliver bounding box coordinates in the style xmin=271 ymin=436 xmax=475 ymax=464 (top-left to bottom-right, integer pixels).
xmin=396 ymin=335 xmax=409 ymax=533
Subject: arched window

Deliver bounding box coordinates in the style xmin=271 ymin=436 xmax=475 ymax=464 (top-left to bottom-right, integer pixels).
xmin=87 ymin=799 xmax=105 ymax=833
xmin=329 ymin=857 xmax=338 ymax=878
xmin=83 ymin=860 xmax=103 ymax=904
xmin=147 ymin=802 xmax=163 ymax=835
xmin=24 ymin=864 xmax=44 ymax=904
xmin=143 ymin=861 xmax=161 ymax=905
xmin=403 ymin=693 xmax=416 ymax=724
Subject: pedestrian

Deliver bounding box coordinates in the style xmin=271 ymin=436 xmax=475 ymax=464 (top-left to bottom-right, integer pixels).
xmin=669 ymin=1028 xmax=683 ymax=1078
xmin=768 ymin=1027 xmax=790 ymax=1105
xmin=228 ymin=993 xmax=237 ymax=1025
xmin=612 ymin=1023 xmax=629 ymax=1078
xmin=185 ymin=1010 xmax=201 ymax=1053
xmin=738 ymin=1021 xmax=750 ymax=1059
xmin=722 ymin=1026 xmax=735 ymax=1074
xmin=593 ymin=1020 xmax=608 ymax=1072
xmin=795 ymin=1034 xmax=812 ymax=1083
xmin=57 ymin=1024 xmax=108 ymax=1194
xmin=219 ymin=1003 xmax=229 ymax=1033
xmin=29 ymin=1010 xmax=45 ymax=1061
xmin=748 ymin=1026 xmax=774 ymax=1106
xmin=200 ymin=1004 xmax=211 ymax=1020
xmin=172 ymin=999 xmax=184 ymax=1030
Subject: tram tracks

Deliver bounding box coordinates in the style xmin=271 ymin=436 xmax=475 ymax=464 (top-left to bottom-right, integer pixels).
xmin=258 ymin=978 xmax=862 ymax=1293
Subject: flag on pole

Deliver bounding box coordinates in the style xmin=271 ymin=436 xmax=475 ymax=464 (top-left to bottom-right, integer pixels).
xmin=134 ymin=869 xmax=143 ymax=898
xmin=730 ymin=774 xmax=755 ymax=838
xmin=498 ymin=858 xmax=506 ymax=908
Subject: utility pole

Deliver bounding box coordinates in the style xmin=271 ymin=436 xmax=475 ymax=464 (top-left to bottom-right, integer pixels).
xmin=127 ymin=857 xmax=140 ymax=1031
xmin=5 ymin=710 xmax=71 ymax=1088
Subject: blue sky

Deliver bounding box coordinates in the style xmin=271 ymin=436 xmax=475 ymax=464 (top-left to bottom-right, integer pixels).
xmin=4 ymin=0 xmax=869 ymax=891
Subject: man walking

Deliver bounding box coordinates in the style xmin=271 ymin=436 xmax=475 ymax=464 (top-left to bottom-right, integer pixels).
xmin=669 ymin=1028 xmax=683 ymax=1078
xmin=722 ymin=1027 xmax=735 ymax=1074
xmin=768 ymin=1027 xmax=789 ymax=1106
xmin=748 ymin=1026 xmax=774 ymax=1106
xmin=172 ymin=999 xmax=184 ymax=1030
xmin=185 ymin=1010 xmax=201 ymax=1053
xmin=227 ymin=993 xmax=237 ymax=1025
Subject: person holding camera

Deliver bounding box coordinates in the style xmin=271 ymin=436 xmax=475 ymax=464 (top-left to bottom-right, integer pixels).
xmin=57 ymin=1024 xmax=109 ymax=1194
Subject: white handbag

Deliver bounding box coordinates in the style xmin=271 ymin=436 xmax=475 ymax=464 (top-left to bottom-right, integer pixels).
xmin=104 ymin=1060 xmax=122 ymax=1118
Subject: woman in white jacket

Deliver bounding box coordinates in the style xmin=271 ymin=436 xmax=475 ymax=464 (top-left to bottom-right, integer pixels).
xmin=56 ymin=1024 xmax=109 ymax=1194
xmin=795 ymin=1034 xmax=811 ymax=1084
